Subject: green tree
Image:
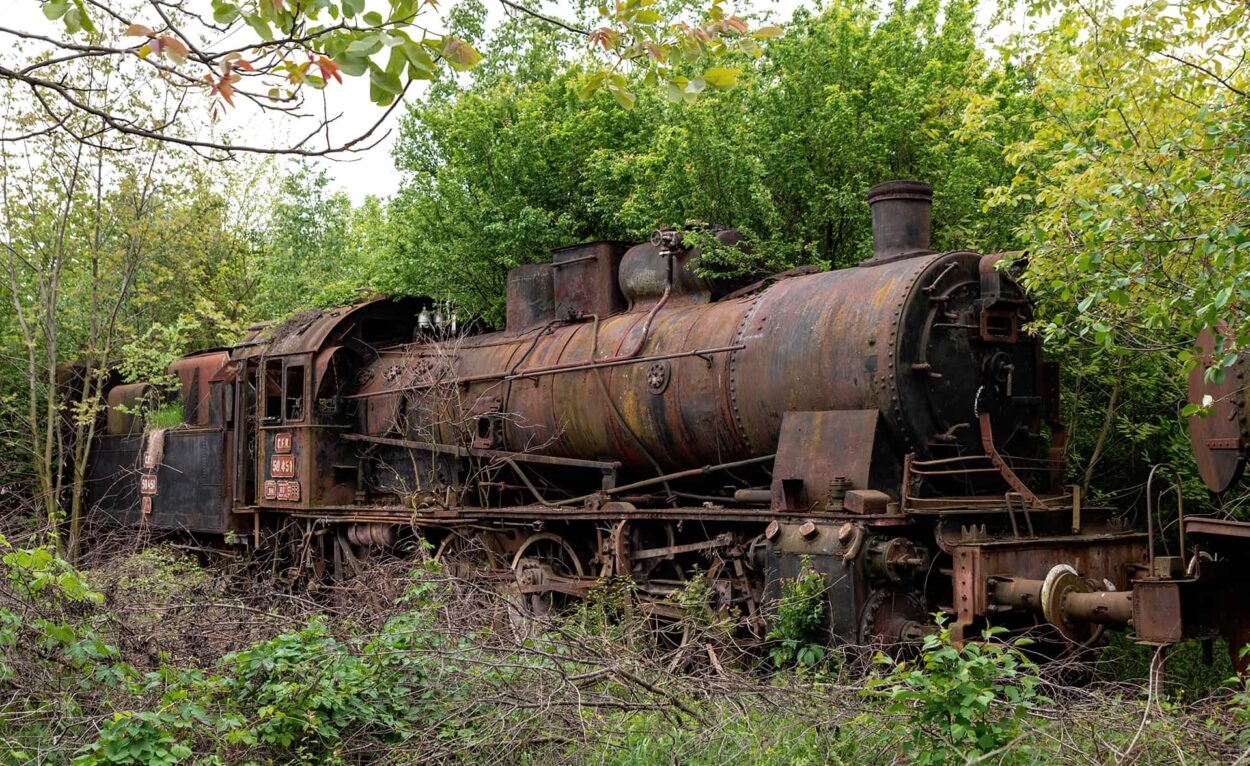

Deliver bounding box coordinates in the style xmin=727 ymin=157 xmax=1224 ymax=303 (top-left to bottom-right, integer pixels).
xmin=0 ymin=65 xmax=274 ymax=556
xmin=252 ymin=164 xmax=362 ymax=317
xmin=965 ymin=0 xmax=1250 ymax=507
xmin=382 ymin=17 xmax=663 ymax=324
xmin=384 ymin=0 xmax=1022 ymax=324
xmin=982 ymin=0 xmax=1250 ymax=372
xmin=603 ymin=0 xmax=1029 ymax=266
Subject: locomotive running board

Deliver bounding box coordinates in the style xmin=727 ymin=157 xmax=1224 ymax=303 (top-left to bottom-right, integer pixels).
xmin=287 ymin=504 xmax=860 ymax=525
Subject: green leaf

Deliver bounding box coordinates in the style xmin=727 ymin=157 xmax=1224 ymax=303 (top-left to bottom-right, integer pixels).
xmin=211 ymin=0 xmax=239 ymax=24
xmin=42 ymin=0 xmax=69 ymax=20
xmin=335 ymin=53 xmax=368 ymax=77
xmin=243 ymin=13 xmax=274 ymax=41
xmin=401 ymin=41 xmax=435 ymax=78
xmin=578 ymin=72 xmax=607 ymax=100
xmin=665 ymin=78 xmax=685 ymax=103
xmin=71 ymin=0 xmax=95 ymax=32
xmin=346 ymin=33 xmax=383 ymax=56
xmin=608 ymin=84 xmax=636 ymax=110
xmin=702 ymin=67 xmax=739 ymax=88
xmin=369 ymin=65 xmax=403 ymax=98
xmin=738 ymin=36 xmax=761 ymax=57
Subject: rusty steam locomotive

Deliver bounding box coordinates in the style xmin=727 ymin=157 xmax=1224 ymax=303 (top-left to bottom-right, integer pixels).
xmin=84 ymin=180 xmax=1250 ymax=659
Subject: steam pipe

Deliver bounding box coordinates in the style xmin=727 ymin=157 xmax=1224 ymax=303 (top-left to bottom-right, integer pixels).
xmin=506 ymin=454 xmax=776 ymax=508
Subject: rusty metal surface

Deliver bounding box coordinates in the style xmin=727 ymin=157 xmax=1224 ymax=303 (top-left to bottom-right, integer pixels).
xmin=106 ymin=383 xmax=155 ymax=435
xmin=978 ymin=411 xmax=1044 ymax=508
xmin=169 ymin=351 xmax=231 ymax=427
xmin=505 ymin=264 xmax=555 ymax=334
xmin=769 ymin=410 xmax=899 ymax=510
xmin=292 ymin=504 xmax=850 ymax=525
xmin=731 ymin=250 xmax=1043 ymax=473
xmin=350 ymin=245 xmax=1045 ymax=497
xmin=1186 ymin=515 xmax=1250 ymax=540
xmin=865 ymin=180 xmax=932 ymax=263
xmin=1132 ymin=580 xmax=1201 ymax=645
xmin=235 ymin=299 xmax=421 ymax=359
xmin=949 ymin=533 xmax=1148 ymax=642
xmin=1187 ymin=327 xmax=1248 ymax=492
xmin=552 ymin=241 xmax=628 ymax=320
xmin=619 ymin=241 xmax=712 ymax=307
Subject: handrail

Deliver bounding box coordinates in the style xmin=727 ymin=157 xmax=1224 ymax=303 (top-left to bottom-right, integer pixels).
xmin=1145 ymin=462 xmax=1185 ymax=570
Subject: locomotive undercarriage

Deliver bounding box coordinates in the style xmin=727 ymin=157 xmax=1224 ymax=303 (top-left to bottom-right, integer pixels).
xmin=270 ymin=511 xmax=774 ymax=639
xmin=254 ymin=475 xmax=1149 ymax=660
xmin=235 ymin=397 xmax=1162 ymax=659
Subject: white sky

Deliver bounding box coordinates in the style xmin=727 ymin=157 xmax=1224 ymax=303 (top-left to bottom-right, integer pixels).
xmin=2 ymin=0 xmax=1010 ymax=202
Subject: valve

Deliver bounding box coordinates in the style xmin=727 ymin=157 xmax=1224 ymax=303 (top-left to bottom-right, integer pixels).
xmin=864 ymin=537 xmax=927 ymax=583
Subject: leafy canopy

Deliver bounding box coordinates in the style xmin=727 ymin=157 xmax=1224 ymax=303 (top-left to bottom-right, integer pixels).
xmin=17 ymin=0 xmax=774 ymax=154
xmin=979 ymin=0 xmax=1250 ymax=379
xmin=381 ymin=0 xmax=1023 ymax=323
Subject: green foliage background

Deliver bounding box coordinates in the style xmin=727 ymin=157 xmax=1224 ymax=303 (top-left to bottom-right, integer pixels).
xmin=3 ymin=0 xmax=1248 ymax=534
xmin=378 ymin=0 xmax=1025 ymax=326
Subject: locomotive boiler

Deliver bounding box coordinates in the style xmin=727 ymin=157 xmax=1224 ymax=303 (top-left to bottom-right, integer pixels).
xmin=349 ymin=181 xmax=1050 ymax=506
xmin=82 ymin=180 xmax=1250 ymax=660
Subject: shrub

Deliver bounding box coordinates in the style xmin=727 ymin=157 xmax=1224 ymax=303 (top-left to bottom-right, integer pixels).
xmin=1226 ymin=646 xmax=1250 ymax=750
xmin=867 ymin=619 xmax=1049 ymax=765
xmin=765 ymin=557 xmax=827 ymax=669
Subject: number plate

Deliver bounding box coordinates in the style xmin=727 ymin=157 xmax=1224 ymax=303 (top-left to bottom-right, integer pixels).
xmin=276 ymin=480 xmax=301 ymax=502
xmin=263 ymin=479 xmax=301 ymax=502
xmin=270 ymin=454 xmax=296 ymax=478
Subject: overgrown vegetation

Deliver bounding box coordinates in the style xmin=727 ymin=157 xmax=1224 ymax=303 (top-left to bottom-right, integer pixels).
xmin=869 ymin=622 xmax=1046 ymax=764
xmin=1 ymin=542 xmax=1247 ymax=764
xmin=765 ymin=557 xmax=827 ymax=669
xmin=381 ymin=0 xmax=1023 ymax=325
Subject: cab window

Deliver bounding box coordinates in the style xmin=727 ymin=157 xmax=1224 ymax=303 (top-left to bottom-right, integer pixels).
xmin=285 ymin=364 xmax=305 ymax=421
xmin=263 ymin=360 xmax=282 ymax=422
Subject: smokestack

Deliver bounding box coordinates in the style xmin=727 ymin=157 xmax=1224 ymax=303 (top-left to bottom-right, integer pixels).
xmin=866 ymin=180 xmax=932 ymax=263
